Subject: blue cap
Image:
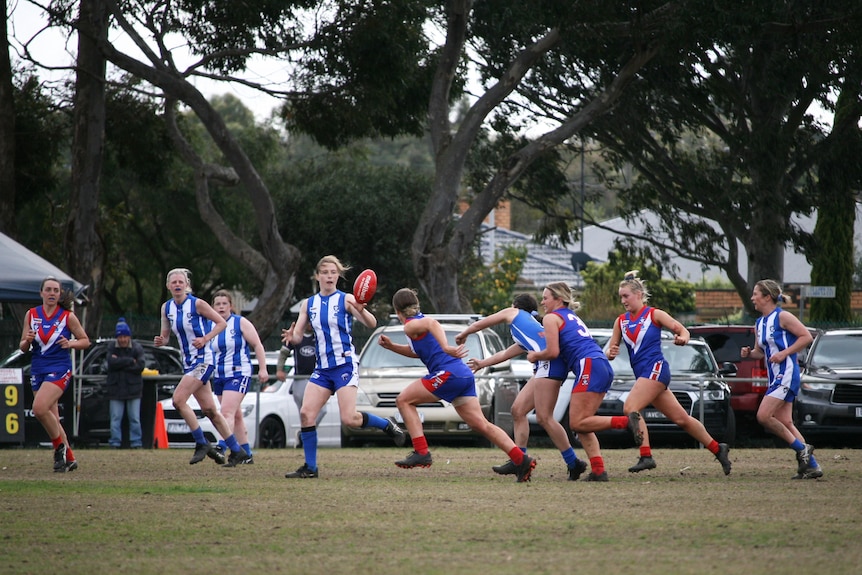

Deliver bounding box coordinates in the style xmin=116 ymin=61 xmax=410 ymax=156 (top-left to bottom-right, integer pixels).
xmin=115 ymin=317 xmax=132 ymax=337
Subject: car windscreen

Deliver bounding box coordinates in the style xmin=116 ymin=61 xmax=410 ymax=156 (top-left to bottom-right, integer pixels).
xmin=360 ymin=330 xmax=482 ymax=369
xmin=809 ymin=333 xmax=862 ymax=369
xmin=698 ymin=332 xmax=752 ymax=363
xmin=607 ymin=342 xmax=715 ymax=378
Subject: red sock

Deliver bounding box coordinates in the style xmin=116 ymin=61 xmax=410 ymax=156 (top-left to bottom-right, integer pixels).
xmin=590 ymin=456 xmax=605 ymax=475
xmin=412 ymin=435 xmax=429 ymax=455
xmin=65 ymin=446 xmax=76 ymax=462
xmin=640 ymin=446 xmax=652 ymax=458
xmin=51 ymin=436 xmax=63 ymax=449
xmin=610 ymin=416 xmax=628 ymax=430
xmin=508 ymin=446 xmax=525 ymax=465
xmin=706 ymin=440 xmax=719 ymax=454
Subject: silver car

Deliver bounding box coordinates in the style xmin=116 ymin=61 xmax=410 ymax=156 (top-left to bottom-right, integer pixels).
xmin=342 ymin=316 xmax=520 ymax=446
xmin=797 ymin=328 xmax=862 ymax=440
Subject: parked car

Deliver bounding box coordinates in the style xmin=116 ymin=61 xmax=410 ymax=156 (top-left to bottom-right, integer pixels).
xmin=0 ymin=339 xmax=184 ymax=445
xmin=796 ymin=328 xmax=862 ymax=439
xmin=341 ymin=315 xmax=520 ymax=446
xmin=523 ymin=327 xmax=614 ymax=434
xmin=592 ymin=332 xmax=736 ymax=446
xmin=689 ymin=324 xmax=819 ymax=428
xmin=158 ymin=353 xmax=342 ymax=448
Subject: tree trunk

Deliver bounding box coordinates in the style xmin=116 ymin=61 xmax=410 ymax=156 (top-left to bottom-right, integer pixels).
xmin=0 ymin=5 xmax=16 ymax=235
xmin=414 ymin=0 xmax=658 ymax=312
xmin=66 ymin=0 xmax=108 ymax=332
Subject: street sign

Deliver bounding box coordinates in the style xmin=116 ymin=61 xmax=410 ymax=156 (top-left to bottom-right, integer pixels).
xmin=802 ymin=286 xmax=836 ymax=298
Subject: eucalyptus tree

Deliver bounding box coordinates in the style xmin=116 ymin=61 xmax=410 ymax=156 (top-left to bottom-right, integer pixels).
xmin=573 ymin=0 xmax=862 ymax=317
xmin=41 ymin=0 xmax=435 ymax=336
xmin=409 ymin=1 xmax=673 ymax=312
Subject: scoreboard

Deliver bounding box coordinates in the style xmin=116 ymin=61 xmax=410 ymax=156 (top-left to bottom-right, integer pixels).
xmin=0 ymin=369 xmax=24 ymax=444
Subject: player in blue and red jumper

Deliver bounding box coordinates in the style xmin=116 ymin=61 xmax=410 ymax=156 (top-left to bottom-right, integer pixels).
xmin=19 ymin=277 xmax=90 ymax=472
xmin=383 ymin=288 xmax=536 ymax=482
xmin=527 ymin=282 xmax=618 ymax=481
xmin=607 ymin=270 xmax=732 ymax=476
xmin=457 ymin=293 xmax=588 ymax=480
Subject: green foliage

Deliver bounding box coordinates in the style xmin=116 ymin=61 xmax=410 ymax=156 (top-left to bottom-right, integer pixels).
xmin=285 ymin=0 xmax=438 ymax=149
xmin=273 ymin=154 xmax=432 ymax=308
xmin=12 ymin=73 xmax=69 ymax=263
xmin=580 ymin=251 xmax=696 ymax=322
xmin=460 ymin=245 xmax=527 ymax=316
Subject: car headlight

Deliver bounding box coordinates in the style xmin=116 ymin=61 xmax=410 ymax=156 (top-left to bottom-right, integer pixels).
xmin=801 ymin=381 xmax=836 ymax=391
xmin=604 ymin=390 xmax=625 ymax=401
xmin=704 ymin=389 xmax=726 ymax=401
xmin=355 ymin=386 xmax=372 ymax=406
xmin=241 ymin=404 xmax=254 ymax=418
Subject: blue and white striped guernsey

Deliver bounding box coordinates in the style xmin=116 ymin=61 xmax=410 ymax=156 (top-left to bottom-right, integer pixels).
xmin=165 ymin=294 xmax=213 ymax=371
xmin=509 ymin=309 xmax=546 ymax=352
xmin=210 ymin=314 xmax=252 ymax=378
xmin=307 ymin=291 xmax=355 ymax=370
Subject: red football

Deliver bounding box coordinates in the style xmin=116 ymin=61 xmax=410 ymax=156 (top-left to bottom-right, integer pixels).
xmin=353 ymin=269 xmax=378 ymax=304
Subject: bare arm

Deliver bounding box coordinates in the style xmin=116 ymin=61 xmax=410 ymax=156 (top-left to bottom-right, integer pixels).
xmin=282 ymin=300 xmax=309 ymax=347
xmin=606 ymin=317 xmax=623 ymax=360
xmin=154 ymin=302 xmax=171 ymax=346
xmin=241 ymin=317 xmax=269 ymax=384
xmin=455 ymin=308 xmax=515 ymax=345
xmin=345 ymin=293 xmax=377 ymax=329
xmin=194 ymin=299 xmax=227 ymax=348
xmin=527 ymin=314 xmax=562 ymax=362
xmin=378 ymin=334 xmax=418 ymax=358
xmin=653 ymin=308 xmax=690 ymax=346
xmin=468 ymin=343 xmax=523 ymax=372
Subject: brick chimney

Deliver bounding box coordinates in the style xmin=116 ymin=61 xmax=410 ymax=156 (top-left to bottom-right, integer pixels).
xmin=457 ymin=199 xmax=511 ymax=230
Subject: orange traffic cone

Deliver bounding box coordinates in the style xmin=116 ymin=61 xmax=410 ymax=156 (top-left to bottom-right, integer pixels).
xmin=153 ymin=402 xmax=169 ymax=449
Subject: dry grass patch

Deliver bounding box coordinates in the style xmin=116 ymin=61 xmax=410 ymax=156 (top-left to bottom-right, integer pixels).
xmin=1 ymin=446 xmax=859 ymax=575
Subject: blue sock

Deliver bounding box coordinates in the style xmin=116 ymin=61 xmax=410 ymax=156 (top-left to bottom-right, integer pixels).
xmin=242 ymin=442 xmax=252 ymax=456
xmin=809 ymin=454 xmax=819 ymax=467
xmin=191 ymin=426 xmax=206 ymax=444
xmin=561 ymin=447 xmax=578 ymax=468
xmin=790 ymin=439 xmax=805 ymax=451
xmin=225 ymin=434 xmax=242 ymax=452
xmin=520 ymin=447 xmax=527 ymax=454
xmin=363 ymin=413 xmax=390 ymax=430
xmin=302 ymin=427 xmax=318 ymax=470
xmin=217 ymin=439 xmax=227 ymax=452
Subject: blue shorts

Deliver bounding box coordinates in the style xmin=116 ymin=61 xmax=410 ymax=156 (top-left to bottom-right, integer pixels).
xmin=572 ymin=357 xmax=614 ymax=394
xmin=421 ymin=371 xmax=477 ymax=403
xmin=309 ymin=362 xmax=358 ymax=393
xmin=212 ymin=375 xmax=250 ymax=396
xmin=634 ymin=360 xmax=671 ymax=387
xmin=534 ymin=357 xmax=569 ymax=381
xmin=31 ymin=370 xmax=72 ymax=393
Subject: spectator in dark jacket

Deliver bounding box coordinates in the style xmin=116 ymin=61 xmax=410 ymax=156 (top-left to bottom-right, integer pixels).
xmin=106 ymin=318 xmax=145 ymax=448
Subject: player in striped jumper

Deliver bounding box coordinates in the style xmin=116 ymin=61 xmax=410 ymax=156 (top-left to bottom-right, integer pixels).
xmin=154 ymin=268 xmax=237 ymax=466
xmin=741 ymin=279 xmax=821 ymax=479
xmin=209 ymin=290 xmax=270 ymax=467
xmin=281 ymin=255 xmax=405 ymax=479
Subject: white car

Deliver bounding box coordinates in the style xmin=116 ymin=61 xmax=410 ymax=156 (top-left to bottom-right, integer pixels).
xmin=159 ymin=353 xmax=342 ymax=448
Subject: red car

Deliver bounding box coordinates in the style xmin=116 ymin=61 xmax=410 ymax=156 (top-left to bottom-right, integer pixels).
xmin=689 ymin=325 xmax=818 ymax=425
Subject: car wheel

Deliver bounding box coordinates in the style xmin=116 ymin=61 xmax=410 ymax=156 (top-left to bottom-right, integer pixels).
xmin=722 ymin=407 xmax=736 ymax=446
xmin=257 ymin=416 xmax=286 ymax=448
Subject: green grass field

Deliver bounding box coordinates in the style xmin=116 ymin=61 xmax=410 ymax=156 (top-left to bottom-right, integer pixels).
xmin=1 ymin=445 xmax=859 ymax=575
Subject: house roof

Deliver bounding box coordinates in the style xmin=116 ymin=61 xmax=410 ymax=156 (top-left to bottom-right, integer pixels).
xmin=478 ymin=204 xmax=862 ymax=288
